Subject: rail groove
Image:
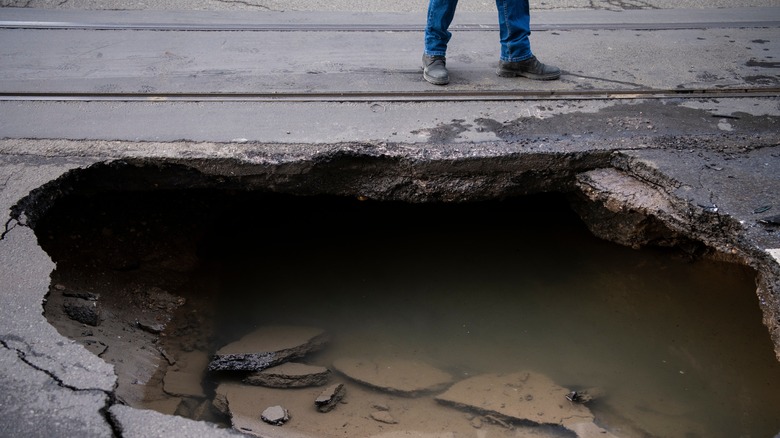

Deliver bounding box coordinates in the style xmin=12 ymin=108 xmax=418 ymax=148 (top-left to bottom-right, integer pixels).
xmin=1 ymin=88 xmax=778 ymax=103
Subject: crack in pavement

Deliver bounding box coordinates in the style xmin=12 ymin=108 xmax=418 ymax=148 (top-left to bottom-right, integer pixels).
xmin=214 ymin=0 xmax=275 ymax=10
xmin=0 ymin=339 xmax=122 ymax=437
xmin=0 ymin=218 xmax=19 ymax=241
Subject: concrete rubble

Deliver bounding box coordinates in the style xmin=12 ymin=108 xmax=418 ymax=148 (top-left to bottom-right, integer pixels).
xmin=436 ymin=371 xmax=616 ymax=438
xmin=333 ymin=357 xmax=454 ymax=396
xmin=314 ymin=383 xmax=346 ymax=412
xmin=208 ymin=326 xmax=328 ymax=372
xmin=261 ymin=405 xmax=291 ymax=426
xmin=245 ymin=362 xmax=331 ymax=388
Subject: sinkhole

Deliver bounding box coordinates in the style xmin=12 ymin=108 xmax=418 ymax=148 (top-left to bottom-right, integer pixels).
xmin=27 ymin=161 xmax=780 ymax=438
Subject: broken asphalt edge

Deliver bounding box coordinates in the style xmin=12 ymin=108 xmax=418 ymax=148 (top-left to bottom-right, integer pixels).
xmin=0 ymin=134 xmax=778 ymax=437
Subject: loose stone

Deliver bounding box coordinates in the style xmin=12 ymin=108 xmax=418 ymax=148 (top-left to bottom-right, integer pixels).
xmin=63 ymin=297 xmax=101 ymax=326
xmin=244 ymin=362 xmax=330 ymax=388
xmin=260 ymin=405 xmax=290 ymax=426
xmin=315 ymin=383 xmax=346 ymax=412
xmin=208 ymin=326 xmax=328 ymax=372
xmin=370 ymin=410 xmax=398 ymax=424
xmin=135 ymin=318 xmax=166 ymax=334
xmin=333 ymin=357 xmax=453 ymax=396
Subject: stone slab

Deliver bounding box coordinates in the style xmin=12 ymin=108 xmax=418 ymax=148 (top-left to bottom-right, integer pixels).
xmin=435 ymin=371 xmax=613 ymax=437
xmin=209 ymin=326 xmax=327 ymax=371
xmin=245 ymin=362 xmax=331 ymax=388
xmin=333 ymin=357 xmax=453 ymax=396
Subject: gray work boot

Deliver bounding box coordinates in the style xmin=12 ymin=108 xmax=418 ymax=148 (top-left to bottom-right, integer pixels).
xmin=423 ymin=54 xmax=450 ymax=85
xmin=496 ymin=56 xmax=561 ymax=80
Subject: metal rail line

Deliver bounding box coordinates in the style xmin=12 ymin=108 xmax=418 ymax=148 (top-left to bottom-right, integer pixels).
xmin=1 ymin=87 xmax=778 ymax=103
xmin=1 ymin=20 xmax=778 ymax=32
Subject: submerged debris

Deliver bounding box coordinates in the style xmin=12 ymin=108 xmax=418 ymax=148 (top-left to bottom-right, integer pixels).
xmin=261 ymin=405 xmax=290 ymax=425
xmin=565 ymin=390 xmax=593 ymax=404
xmin=333 ymin=357 xmax=453 ymax=396
xmin=208 ymin=326 xmax=328 ymax=372
xmin=435 ymin=371 xmax=617 ymax=438
xmin=245 ymin=362 xmax=331 ymax=388
xmin=370 ymin=410 xmax=397 ymax=424
xmin=315 ymin=383 xmax=346 ymax=413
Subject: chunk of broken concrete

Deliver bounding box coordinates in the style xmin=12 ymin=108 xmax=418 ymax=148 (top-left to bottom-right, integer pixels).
xmin=209 ymin=326 xmax=327 ymax=372
xmin=63 ymin=297 xmax=101 ymax=326
xmin=244 ymin=362 xmax=330 ymax=388
xmin=333 ymin=357 xmax=453 ymax=396
xmin=135 ymin=317 xmax=166 ymax=334
xmin=315 ymin=383 xmax=345 ymax=413
xmin=435 ymin=371 xmax=617 ymax=438
xmin=261 ymin=405 xmax=290 ymax=425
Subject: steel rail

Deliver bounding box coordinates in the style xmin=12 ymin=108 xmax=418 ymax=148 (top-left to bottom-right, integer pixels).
xmin=1 ymin=87 xmax=778 ymax=103
xmin=0 ymin=20 xmax=778 ymax=32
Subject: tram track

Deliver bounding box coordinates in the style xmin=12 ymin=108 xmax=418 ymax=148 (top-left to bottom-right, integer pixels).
xmin=1 ymin=10 xmax=777 ymax=105
xmin=1 ymin=87 xmax=778 ymax=103
xmin=1 ymin=20 xmax=778 ymax=32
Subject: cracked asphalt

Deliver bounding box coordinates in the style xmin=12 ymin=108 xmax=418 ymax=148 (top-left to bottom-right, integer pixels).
xmin=0 ymin=1 xmax=779 ymax=437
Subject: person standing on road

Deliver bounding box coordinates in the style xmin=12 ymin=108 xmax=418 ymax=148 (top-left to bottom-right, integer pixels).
xmin=423 ymin=0 xmax=560 ymax=85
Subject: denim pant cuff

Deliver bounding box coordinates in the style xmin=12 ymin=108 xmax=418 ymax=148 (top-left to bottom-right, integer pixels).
xmin=425 ymin=51 xmax=447 ymax=57
xmin=500 ymin=54 xmax=534 ymax=63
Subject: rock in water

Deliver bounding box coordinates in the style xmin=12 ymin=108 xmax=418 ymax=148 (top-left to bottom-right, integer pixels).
xmin=370 ymin=410 xmax=397 ymax=424
xmin=260 ymin=405 xmax=290 ymax=425
xmin=208 ymin=326 xmax=327 ymax=372
xmin=435 ymin=371 xmax=617 ymax=438
xmin=333 ymin=357 xmax=453 ymax=396
xmin=314 ymin=383 xmax=345 ymax=412
xmin=244 ymin=362 xmax=331 ymax=388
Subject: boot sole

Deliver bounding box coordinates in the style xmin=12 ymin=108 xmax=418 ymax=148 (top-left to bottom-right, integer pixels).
xmin=423 ymin=71 xmax=450 ymax=85
xmin=496 ymin=69 xmax=561 ymax=81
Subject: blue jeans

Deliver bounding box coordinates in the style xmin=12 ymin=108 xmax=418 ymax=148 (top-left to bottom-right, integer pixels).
xmin=424 ymin=0 xmax=532 ymax=62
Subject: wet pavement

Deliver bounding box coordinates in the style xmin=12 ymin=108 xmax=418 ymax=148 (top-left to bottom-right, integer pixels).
xmin=0 ymin=3 xmax=779 ymax=438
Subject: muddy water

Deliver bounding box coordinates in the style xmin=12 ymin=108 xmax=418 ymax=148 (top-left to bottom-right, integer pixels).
xmin=203 ymin=195 xmax=780 ymax=438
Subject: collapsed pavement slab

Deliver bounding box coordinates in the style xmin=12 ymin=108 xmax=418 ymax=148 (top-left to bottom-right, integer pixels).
xmin=245 ymin=362 xmax=331 ymax=388
xmin=435 ymin=371 xmax=616 ymax=438
xmin=209 ymin=326 xmax=328 ymax=372
xmin=333 ymin=357 xmax=453 ymax=396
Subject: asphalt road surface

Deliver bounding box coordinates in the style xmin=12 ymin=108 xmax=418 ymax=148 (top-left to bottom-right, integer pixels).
xmin=1 ymin=0 xmax=778 ymax=11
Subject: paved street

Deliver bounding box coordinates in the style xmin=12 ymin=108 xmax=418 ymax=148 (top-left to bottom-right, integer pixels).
xmin=0 ymin=1 xmax=779 ymax=437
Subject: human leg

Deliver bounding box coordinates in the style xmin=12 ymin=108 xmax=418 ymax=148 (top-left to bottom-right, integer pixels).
xmin=495 ymin=0 xmax=532 ymax=62
xmin=424 ymin=0 xmax=459 ymax=57
xmin=423 ymin=0 xmax=459 ymax=85
xmin=494 ymin=0 xmax=560 ymax=80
